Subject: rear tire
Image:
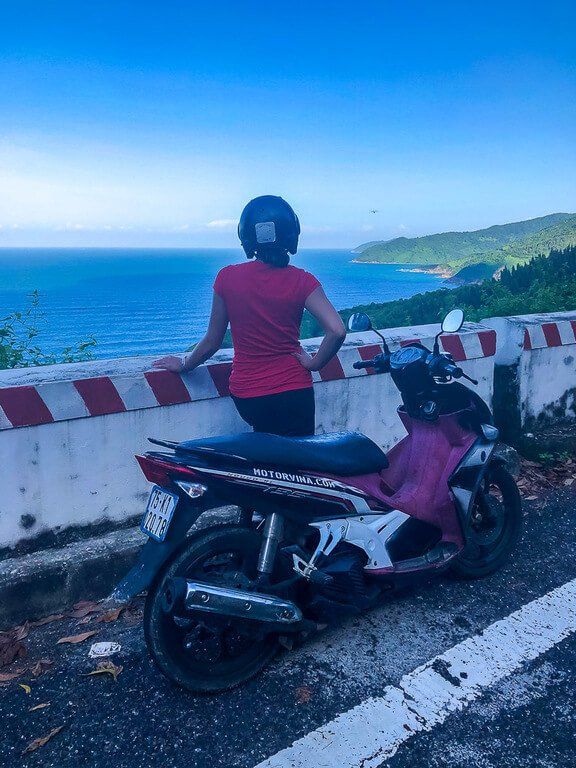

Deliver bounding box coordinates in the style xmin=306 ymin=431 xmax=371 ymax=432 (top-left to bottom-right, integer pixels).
xmin=450 ymin=464 xmax=522 ymax=579
xmin=144 ymin=526 xmax=280 ymax=693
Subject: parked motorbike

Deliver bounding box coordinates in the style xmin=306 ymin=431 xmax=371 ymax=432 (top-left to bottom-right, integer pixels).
xmin=112 ymin=309 xmax=522 ymax=692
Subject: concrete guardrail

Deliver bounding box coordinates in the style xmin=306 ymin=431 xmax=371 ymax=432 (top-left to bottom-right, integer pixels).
xmin=0 ymin=321 xmax=496 ymax=551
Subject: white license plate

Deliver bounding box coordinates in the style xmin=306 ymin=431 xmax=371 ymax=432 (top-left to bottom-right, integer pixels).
xmin=141 ymin=486 xmax=179 ymax=541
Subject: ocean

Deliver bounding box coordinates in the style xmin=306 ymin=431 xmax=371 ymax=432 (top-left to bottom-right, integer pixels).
xmin=0 ymin=248 xmax=447 ymax=360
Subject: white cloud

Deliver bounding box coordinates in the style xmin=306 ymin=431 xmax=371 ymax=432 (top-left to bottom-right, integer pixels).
xmin=205 ymin=218 xmax=237 ymax=230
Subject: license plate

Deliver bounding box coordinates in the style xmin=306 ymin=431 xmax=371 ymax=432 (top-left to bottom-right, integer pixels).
xmin=141 ymin=486 xmax=179 ymax=541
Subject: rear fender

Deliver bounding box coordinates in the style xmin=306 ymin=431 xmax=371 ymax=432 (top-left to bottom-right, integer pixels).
xmin=110 ymin=497 xmax=208 ymax=603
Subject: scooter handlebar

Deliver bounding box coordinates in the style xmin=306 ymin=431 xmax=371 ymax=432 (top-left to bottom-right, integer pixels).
xmin=353 ymin=351 xmax=477 ymax=384
xmin=437 ymin=360 xmax=478 ymax=386
xmin=443 ymin=362 xmax=462 ymax=378
xmin=353 ymin=352 xmax=391 ymax=372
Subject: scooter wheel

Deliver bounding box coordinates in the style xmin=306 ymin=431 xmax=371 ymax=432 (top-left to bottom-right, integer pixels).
xmin=144 ymin=525 xmax=280 ymax=693
xmin=450 ymin=464 xmax=522 ymax=579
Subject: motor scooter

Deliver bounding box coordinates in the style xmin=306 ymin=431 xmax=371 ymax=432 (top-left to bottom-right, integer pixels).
xmin=113 ymin=309 xmax=522 ymax=692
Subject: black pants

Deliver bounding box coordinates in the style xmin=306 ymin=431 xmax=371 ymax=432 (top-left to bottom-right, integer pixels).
xmin=232 ymin=387 xmax=315 ymax=437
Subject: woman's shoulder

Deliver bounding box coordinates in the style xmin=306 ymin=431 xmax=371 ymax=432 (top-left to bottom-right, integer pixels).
xmin=214 ymin=262 xmax=243 ymax=294
xmin=214 ymin=261 xmax=248 ymax=283
xmin=217 ymin=262 xmax=245 ymax=276
xmin=290 ymin=264 xmax=321 ymax=290
xmin=286 ymin=263 xmax=320 ymax=280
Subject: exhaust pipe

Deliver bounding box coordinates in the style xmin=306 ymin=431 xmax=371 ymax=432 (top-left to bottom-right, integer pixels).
xmin=163 ymin=577 xmax=303 ymax=625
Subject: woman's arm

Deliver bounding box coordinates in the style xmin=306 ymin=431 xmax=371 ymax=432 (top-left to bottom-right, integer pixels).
xmin=294 ymin=286 xmax=346 ymax=372
xmin=152 ymin=292 xmax=229 ymax=373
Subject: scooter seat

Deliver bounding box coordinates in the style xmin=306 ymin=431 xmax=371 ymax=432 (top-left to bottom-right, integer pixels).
xmin=176 ymin=431 xmax=388 ymax=477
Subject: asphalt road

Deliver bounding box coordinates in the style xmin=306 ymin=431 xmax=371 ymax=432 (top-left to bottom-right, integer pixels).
xmin=2 ymin=488 xmax=575 ymax=768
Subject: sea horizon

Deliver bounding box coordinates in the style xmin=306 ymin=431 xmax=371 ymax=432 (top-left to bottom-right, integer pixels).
xmin=0 ymin=247 xmax=448 ymax=360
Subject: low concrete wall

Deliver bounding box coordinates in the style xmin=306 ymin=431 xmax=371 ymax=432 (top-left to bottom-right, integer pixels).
xmin=486 ymin=312 xmax=576 ymax=441
xmin=0 ymin=322 xmax=495 ymax=550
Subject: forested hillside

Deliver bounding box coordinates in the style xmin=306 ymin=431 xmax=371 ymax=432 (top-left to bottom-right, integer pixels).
xmin=301 ymin=245 xmax=576 ymax=337
xmin=354 ymin=213 xmax=576 ymax=278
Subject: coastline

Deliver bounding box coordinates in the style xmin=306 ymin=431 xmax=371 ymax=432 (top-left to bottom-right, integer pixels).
xmin=350 ymin=260 xmax=454 ymax=280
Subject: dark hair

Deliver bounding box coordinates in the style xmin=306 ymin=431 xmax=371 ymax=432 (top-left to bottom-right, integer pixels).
xmin=255 ymin=246 xmax=290 ymax=268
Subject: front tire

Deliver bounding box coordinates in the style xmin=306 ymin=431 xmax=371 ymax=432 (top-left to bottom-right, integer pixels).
xmin=451 ymin=464 xmax=522 ymax=579
xmin=144 ymin=526 xmax=280 ymax=693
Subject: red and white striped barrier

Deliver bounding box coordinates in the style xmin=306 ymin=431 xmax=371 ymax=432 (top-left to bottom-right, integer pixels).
xmin=523 ymin=319 xmax=576 ymax=350
xmin=0 ymin=328 xmax=496 ymax=431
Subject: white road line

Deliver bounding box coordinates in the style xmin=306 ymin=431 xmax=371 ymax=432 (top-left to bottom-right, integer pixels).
xmin=255 ymin=577 xmax=576 ymax=768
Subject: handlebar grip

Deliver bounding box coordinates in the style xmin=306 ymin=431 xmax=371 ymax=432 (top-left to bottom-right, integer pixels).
xmin=440 ymin=361 xmax=479 ymax=385
xmin=444 ymin=363 xmax=462 ymax=378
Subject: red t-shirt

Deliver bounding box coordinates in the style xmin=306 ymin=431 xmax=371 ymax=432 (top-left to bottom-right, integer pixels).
xmin=214 ymin=260 xmax=321 ymax=398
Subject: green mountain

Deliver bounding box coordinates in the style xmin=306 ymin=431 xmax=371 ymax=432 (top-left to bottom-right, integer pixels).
xmin=300 ymin=244 xmax=576 ymax=339
xmin=354 ymin=213 xmax=576 ymax=278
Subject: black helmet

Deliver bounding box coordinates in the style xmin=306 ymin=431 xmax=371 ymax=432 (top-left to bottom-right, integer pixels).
xmin=238 ymin=195 xmax=300 ymax=262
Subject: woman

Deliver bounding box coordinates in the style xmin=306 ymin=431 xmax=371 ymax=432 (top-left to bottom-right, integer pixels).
xmin=153 ymin=195 xmax=346 ymax=436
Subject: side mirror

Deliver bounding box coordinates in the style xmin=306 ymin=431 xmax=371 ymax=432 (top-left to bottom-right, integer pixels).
xmin=441 ymin=308 xmax=464 ymax=334
xmin=347 ymin=312 xmax=373 ymax=333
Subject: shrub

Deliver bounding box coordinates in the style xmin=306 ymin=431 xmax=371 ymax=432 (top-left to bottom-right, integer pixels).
xmin=0 ymin=290 xmax=96 ymax=370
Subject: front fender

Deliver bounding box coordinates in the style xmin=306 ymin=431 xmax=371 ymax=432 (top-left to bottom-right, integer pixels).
xmin=110 ymin=499 xmax=205 ymax=603
xmin=449 ymin=438 xmax=496 ymax=540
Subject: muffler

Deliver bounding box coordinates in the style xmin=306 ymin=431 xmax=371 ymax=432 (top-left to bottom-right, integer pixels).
xmin=162 ymin=577 xmax=303 ymax=625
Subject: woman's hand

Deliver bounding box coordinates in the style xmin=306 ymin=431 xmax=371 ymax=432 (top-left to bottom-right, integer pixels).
xmin=293 ymin=349 xmax=318 ymax=371
xmin=152 ymin=355 xmax=185 ymax=373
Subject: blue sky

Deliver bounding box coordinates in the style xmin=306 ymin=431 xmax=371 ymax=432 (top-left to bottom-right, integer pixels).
xmin=0 ymin=1 xmax=574 ymax=248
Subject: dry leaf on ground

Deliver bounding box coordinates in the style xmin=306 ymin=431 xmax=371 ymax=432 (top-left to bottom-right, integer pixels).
xmin=518 ymin=457 xmax=576 ymax=498
xmin=29 ymin=702 xmax=50 ymax=712
xmin=19 ymin=683 xmax=31 ymax=694
xmin=68 ymin=601 xmax=102 ymax=619
xmin=22 ymin=726 xmax=65 ymax=754
xmin=0 ymin=622 xmax=31 ymax=669
xmin=30 ymin=614 xmax=65 ymax=628
xmin=0 ymin=631 xmax=27 ymax=668
xmin=57 ymin=630 xmax=98 ymax=645
xmin=31 ymin=659 xmax=54 ymax=678
xmin=295 ymin=686 xmax=313 ymax=704
xmin=86 ymin=661 xmax=123 ymax=681
xmin=95 ymin=607 xmax=123 ymax=624
xmin=0 ymin=670 xmax=23 ymax=682
xmin=12 ymin=622 xmax=30 ymax=641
